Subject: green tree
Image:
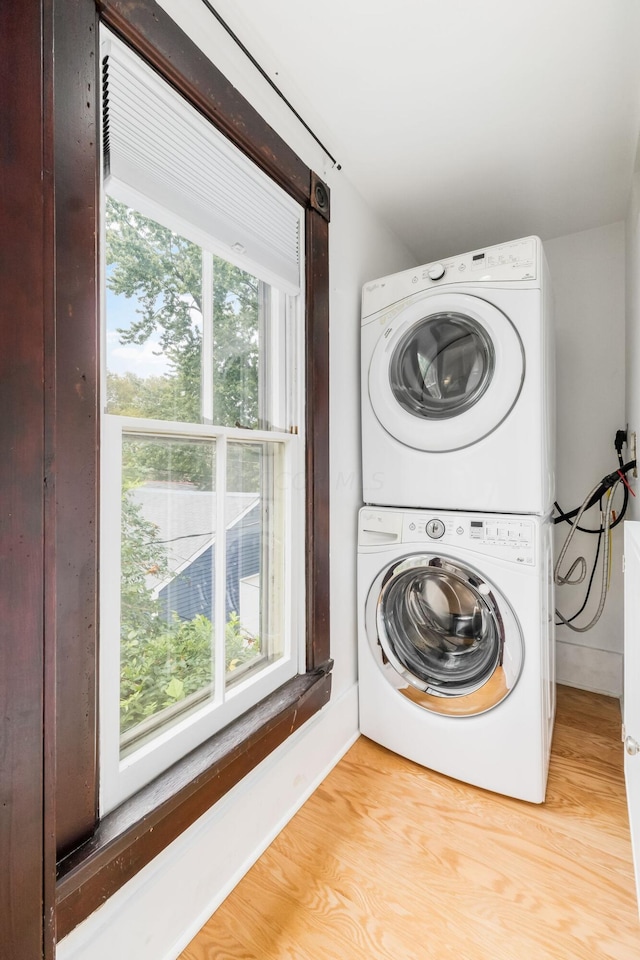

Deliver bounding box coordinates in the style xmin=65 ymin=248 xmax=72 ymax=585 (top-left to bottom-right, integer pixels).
xmin=107 ymin=370 xmax=192 ymax=423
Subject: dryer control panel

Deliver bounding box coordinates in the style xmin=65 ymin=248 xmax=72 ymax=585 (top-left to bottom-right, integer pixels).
xmin=361 ymin=236 xmax=541 ymax=320
xmin=436 ymin=237 xmax=537 ymax=283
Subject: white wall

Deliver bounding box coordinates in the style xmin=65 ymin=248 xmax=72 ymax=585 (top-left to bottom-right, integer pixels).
xmin=545 ymin=223 xmax=626 ymax=697
xmin=57 ymin=4 xmax=414 ymax=959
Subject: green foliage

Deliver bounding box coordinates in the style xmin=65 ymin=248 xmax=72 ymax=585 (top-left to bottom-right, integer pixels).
xmin=120 ymin=610 xmax=262 ymax=734
xmin=225 ymin=611 xmax=261 ymax=672
xmin=106 ymin=370 xmax=193 ymax=424
xmin=122 ymin=430 xmax=216 ymax=492
xmin=208 ymin=255 xmax=261 ymax=428
xmin=120 ymin=614 xmax=213 ymax=733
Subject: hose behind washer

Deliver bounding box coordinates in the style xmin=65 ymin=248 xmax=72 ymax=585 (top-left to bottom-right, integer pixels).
xmin=554 ymin=479 xmax=620 ymax=633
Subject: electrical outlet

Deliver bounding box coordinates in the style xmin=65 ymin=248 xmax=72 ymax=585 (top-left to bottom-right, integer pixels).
xmin=631 ymin=431 xmax=638 ymax=477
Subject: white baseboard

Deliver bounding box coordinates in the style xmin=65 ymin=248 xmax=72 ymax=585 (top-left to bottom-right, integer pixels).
xmin=556 ymin=639 xmax=622 ymax=698
xmin=57 ymin=684 xmax=360 ymax=960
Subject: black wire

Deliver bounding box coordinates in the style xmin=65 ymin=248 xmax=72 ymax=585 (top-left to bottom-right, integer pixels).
xmin=555 ymin=510 xmax=603 ymax=626
xmin=554 ymin=437 xmax=632 ymax=626
xmin=554 ymin=482 xmax=628 ymax=533
xmin=553 ymin=458 xmax=634 ymax=532
xmin=199 ymin=0 xmax=341 ymax=168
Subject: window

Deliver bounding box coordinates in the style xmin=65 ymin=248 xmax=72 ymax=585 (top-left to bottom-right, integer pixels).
xmin=100 ymin=32 xmax=306 ymax=810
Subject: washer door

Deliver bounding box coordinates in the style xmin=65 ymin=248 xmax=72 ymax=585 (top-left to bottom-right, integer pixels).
xmin=365 ymin=554 xmax=523 ymax=717
xmin=368 ymin=292 xmax=524 ymax=452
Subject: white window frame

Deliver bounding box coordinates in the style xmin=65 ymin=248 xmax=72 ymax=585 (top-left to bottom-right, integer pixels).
xmin=98 ymin=31 xmax=307 ymax=812
xmin=100 ymin=417 xmax=305 ymax=812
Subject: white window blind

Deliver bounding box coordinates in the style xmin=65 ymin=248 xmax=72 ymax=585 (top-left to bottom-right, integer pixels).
xmin=102 ymin=30 xmax=302 ymax=294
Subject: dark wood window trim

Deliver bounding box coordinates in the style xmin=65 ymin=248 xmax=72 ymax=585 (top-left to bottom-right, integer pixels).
xmin=51 ymin=0 xmax=332 ymax=942
xmin=1 ymin=4 xmax=50 ymax=956
xmin=56 ymin=671 xmax=331 ymax=939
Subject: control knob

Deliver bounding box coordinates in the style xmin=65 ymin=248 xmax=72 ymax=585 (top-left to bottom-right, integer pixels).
xmin=426 ymin=518 xmax=445 ymax=539
xmin=427 ymin=263 xmax=446 ymax=281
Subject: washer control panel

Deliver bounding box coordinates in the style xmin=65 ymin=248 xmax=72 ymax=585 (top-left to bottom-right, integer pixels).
xmin=470 ymin=518 xmax=532 ymax=545
xmin=401 ymin=512 xmax=536 ymax=565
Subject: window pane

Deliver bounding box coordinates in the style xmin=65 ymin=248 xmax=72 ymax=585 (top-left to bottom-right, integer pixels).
xmin=120 ymin=435 xmax=216 ymax=752
xmin=105 ymin=197 xmax=204 ymax=423
xmin=225 ymin=441 xmax=285 ymax=687
xmin=105 ymin=197 xmax=273 ymax=429
xmin=208 ymin=255 xmax=261 ymax=429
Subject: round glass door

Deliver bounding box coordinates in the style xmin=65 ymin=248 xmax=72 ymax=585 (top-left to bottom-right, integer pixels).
xmin=368 ymin=292 xmax=524 ymax=452
xmin=366 ymin=555 xmax=523 ymax=717
xmin=389 ymin=312 xmax=494 ymax=420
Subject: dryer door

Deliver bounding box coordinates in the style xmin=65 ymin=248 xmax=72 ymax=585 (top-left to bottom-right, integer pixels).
xmin=368 ymin=292 xmax=524 ymax=452
xmin=365 ymin=554 xmax=524 ymax=716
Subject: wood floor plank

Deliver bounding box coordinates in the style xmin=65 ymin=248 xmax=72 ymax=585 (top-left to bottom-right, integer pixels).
xmin=179 ymin=686 xmax=640 ymax=960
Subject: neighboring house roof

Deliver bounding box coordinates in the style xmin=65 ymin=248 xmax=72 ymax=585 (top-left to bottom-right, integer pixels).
xmin=130 ymin=483 xmax=261 ymax=625
xmin=131 ymin=483 xmax=256 ymax=583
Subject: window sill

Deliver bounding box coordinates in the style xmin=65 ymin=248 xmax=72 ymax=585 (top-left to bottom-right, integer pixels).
xmin=55 ymin=665 xmax=332 ymax=941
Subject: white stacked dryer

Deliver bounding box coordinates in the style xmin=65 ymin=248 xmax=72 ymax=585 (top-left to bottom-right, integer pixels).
xmin=361 ymin=236 xmax=554 ymax=514
xmin=358 ymin=237 xmax=555 ymax=803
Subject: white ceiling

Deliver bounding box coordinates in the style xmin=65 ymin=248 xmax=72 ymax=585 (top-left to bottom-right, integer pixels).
xmin=209 ymin=0 xmax=640 ymax=263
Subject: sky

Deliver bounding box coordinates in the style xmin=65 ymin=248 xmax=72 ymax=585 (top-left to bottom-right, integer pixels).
xmin=106 ymin=286 xmax=171 ymax=378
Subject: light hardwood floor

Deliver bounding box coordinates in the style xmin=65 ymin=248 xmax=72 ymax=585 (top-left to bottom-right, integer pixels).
xmin=179 ymin=686 xmax=640 ymax=960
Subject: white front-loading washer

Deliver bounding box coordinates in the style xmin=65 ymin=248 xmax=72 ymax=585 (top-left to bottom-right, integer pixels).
xmin=361 ymin=236 xmax=554 ymax=514
xmin=358 ymin=506 xmax=555 ymax=803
